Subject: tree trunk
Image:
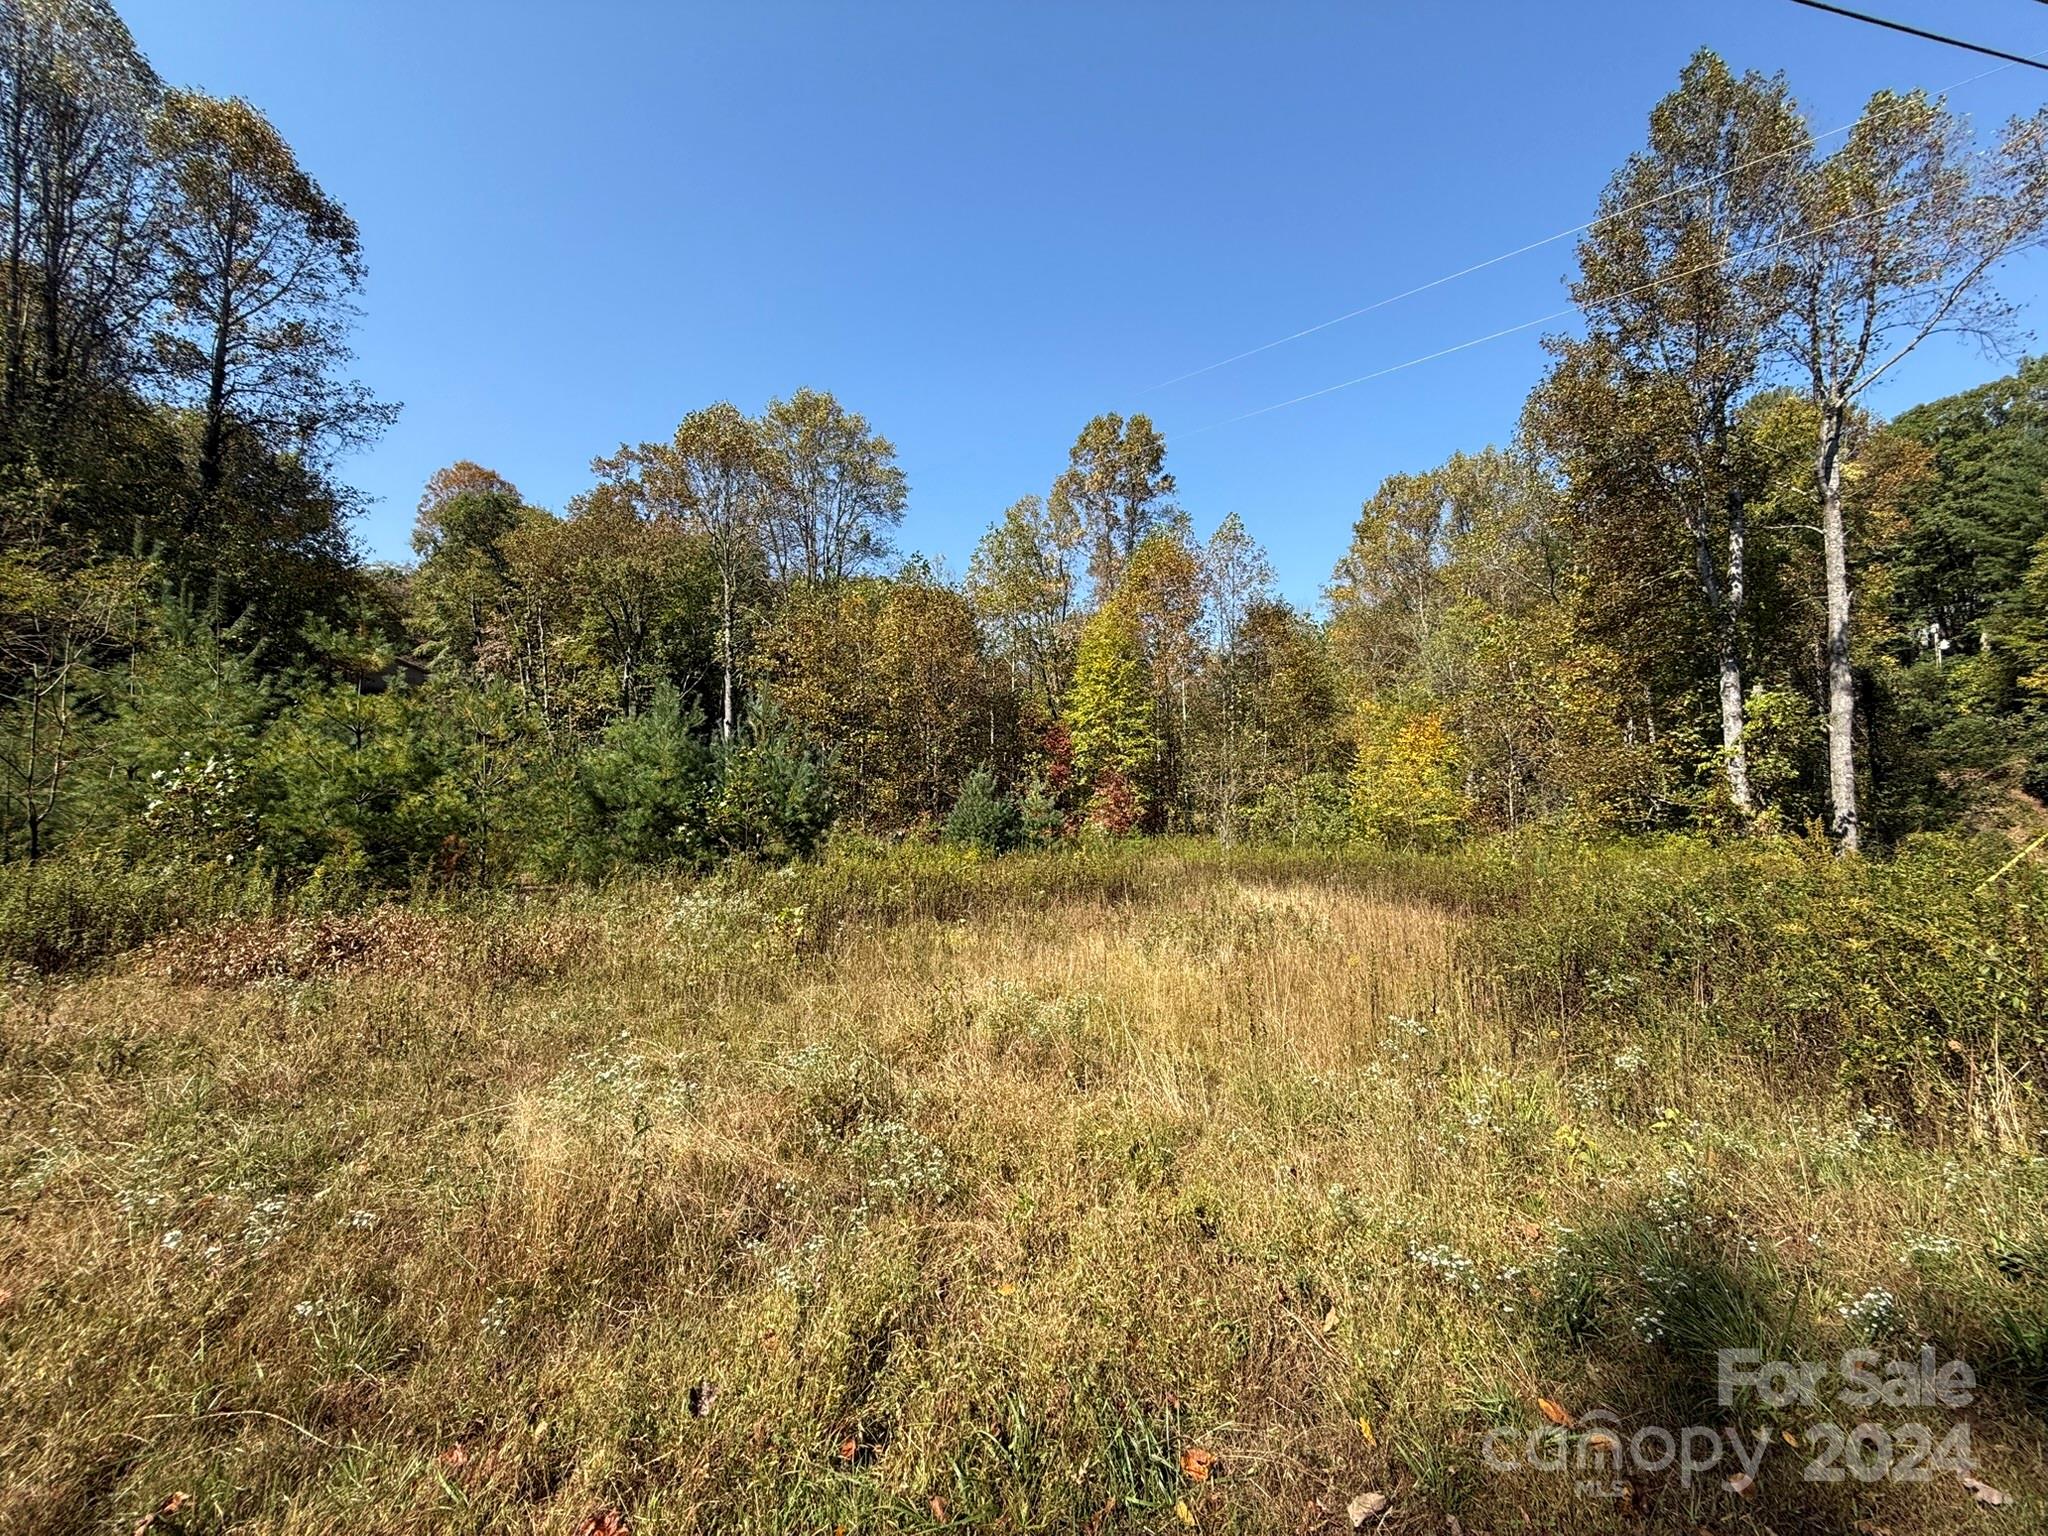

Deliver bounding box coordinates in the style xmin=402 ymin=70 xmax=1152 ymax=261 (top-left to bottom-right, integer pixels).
xmin=720 ymin=568 xmax=735 ymax=742
xmin=1688 ymin=514 xmax=1751 ymax=816
xmin=1817 ymin=405 xmax=1859 ymax=853
xmin=199 ymin=295 xmax=231 ymax=497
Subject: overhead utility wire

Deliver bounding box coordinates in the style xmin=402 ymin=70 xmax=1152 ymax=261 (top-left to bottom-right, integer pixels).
xmin=1786 ymin=0 xmax=2048 ymax=70
xmin=1188 ymin=194 xmax=1914 ymax=434
xmin=1151 ymin=50 xmax=2030 ymax=392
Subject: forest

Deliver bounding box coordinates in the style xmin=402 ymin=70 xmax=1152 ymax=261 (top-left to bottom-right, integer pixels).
xmin=3 ymin=6 xmax=2047 ymax=922
xmin=7 ymin=5 xmax=2048 ymax=1534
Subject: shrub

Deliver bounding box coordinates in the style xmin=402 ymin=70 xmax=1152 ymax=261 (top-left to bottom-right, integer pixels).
xmin=571 ymin=687 xmax=717 ymax=870
xmin=706 ymin=702 xmax=836 ymax=863
xmin=1085 ymin=768 xmax=1143 ymax=836
xmin=576 ymin=694 xmax=835 ymax=870
xmin=1240 ymin=771 xmax=1354 ymax=849
xmin=256 ymin=686 xmax=474 ymax=884
xmin=0 ymin=852 xmax=276 ymax=972
xmin=1018 ymin=774 xmax=1067 ymax=847
xmin=1467 ymin=832 xmax=2048 ymax=1106
xmin=943 ymin=768 xmax=1021 ymax=854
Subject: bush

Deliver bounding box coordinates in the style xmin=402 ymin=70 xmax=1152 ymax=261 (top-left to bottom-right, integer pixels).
xmin=574 ymin=693 xmax=834 ymax=872
xmin=1466 ymin=832 xmax=2048 ymax=1105
xmin=1018 ymin=775 xmax=1066 ymax=847
xmin=943 ymin=768 xmax=1021 ymax=854
xmin=571 ymin=687 xmax=717 ymax=870
xmin=256 ymin=686 xmax=475 ymax=884
xmin=1240 ymin=771 xmax=1354 ymax=849
xmin=707 ymin=703 xmax=836 ymax=863
xmin=0 ymin=852 xmax=277 ymax=972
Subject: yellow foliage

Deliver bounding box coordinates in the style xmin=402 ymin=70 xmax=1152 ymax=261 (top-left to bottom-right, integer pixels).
xmin=1349 ymin=702 xmax=1466 ymax=849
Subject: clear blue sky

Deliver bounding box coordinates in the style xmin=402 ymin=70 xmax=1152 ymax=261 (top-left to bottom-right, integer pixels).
xmin=121 ymin=0 xmax=2047 ymax=606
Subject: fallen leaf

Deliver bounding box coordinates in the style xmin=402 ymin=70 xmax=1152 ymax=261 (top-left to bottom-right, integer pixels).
xmin=1348 ymin=1490 xmax=1391 ymax=1528
xmin=1321 ymin=1305 xmax=1340 ymax=1333
xmin=132 ymin=1493 xmax=190 ymax=1536
xmin=1356 ymin=1414 xmax=1375 ymax=1445
xmin=572 ymin=1511 xmax=629 ymax=1536
xmin=1180 ymin=1446 xmax=1219 ymax=1483
xmin=437 ymin=1443 xmax=469 ymax=1470
xmin=1725 ymin=1470 xmax=1755 ymax=1496
xmin=1782 ymin=1429 xmax=1799 ymax=1447
xmin=1960 ymin=1472 xmax=2008 ymax=1507
xmin=996 ymin=1282 xmax=1017 ymax=1296
xmin=929 ymin=1495 xmax=950 ymax=1523
xmin=1173 ymin=1499 xmax=1196 ymax=1528
xmin=1516 ymin=1221 xmax=1543 ymax=1242
xmin=837 ymin=1437 xmax=858 ymax=1462
xmin=1535 ymin=1397 xmax=1573 ymax=1427
xmin=1585 ymin=1431 xmax=1620 ymax=1454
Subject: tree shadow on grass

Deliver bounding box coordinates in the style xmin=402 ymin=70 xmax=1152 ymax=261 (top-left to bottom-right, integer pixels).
xmin=1456 ymin=1193 xmax=2036 ymax=1535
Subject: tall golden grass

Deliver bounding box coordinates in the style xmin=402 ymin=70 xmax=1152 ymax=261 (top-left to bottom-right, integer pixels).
xmin=3 ymin=844 xmax=2043 ymax=1533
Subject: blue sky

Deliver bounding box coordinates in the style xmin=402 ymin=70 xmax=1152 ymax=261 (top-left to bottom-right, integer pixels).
xmin=121 ymin=0 xmax=2047 ymax=607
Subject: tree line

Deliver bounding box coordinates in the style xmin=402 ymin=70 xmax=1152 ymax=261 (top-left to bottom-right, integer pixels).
xmin=4 ymin=3 xmax=2047 ymax=886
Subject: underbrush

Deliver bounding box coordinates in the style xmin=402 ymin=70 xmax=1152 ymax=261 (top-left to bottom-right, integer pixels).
xmin=4 ymin=837 xmax=2045 ymax=1533
xmin=0 ymin=853 xmax=281 ymax=973
xmin=1467 ymin=832 xmax=2048 ymax=1122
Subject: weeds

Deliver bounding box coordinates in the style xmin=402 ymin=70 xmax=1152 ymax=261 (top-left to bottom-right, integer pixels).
xmin=2 ymin=839 xmax=2044 ymax=1533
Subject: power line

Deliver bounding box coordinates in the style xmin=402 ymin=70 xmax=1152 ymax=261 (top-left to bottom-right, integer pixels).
xmin=1149 ymin=49 xmax=2030 ymax=393
xmin=1786 ymin=0 xmax=2048 ymax=70
xmin=1189 ymin=195 xmax=1913 ymax=434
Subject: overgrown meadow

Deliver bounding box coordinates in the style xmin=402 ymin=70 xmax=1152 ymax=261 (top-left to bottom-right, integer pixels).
xmin=5 ymin=835 xmax=2045 ymax=1535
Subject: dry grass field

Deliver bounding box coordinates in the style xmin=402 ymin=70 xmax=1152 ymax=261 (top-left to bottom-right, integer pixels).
xmin=3 ymin=843 xmax=2045 ymax=1534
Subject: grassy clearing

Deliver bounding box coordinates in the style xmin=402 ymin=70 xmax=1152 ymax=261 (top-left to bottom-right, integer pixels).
xmin=3 ymin=840 xmax=2045 ymax=1534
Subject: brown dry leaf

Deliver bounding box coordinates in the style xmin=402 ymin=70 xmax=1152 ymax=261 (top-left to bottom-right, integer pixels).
xmin=132 ymin=1493 xmax=190 ymax=1536
xmin=1725 ymin=1470 xmax=1756 ymax=1496
xmin=1084 ymin=1496 xmax=1119 ymax=1535
xmin=1960 ymin=1472 xmax=2009 ymax=1506
xmin=572 ymin=1512 xmax=629 ymax=1536
xmin=836 ymin=1437 xmax=858 ymax=1462
xmin=1347 ymin=1490 xmax=1390 ymax=1528
xmin=437 ymin=1443 xmax=469 ymax=1471
xmin=1535 ymin=1397 xmax=1573 ymax=1427
xmin=1321 ymin=1305 xmax=1340 ymax=1333
xmin=1585 ymin=1430 xmax=1621 ymax=1455
xmin=929 ymin=1494 xmax=950 ymax=1523
xmin=1180 ymin=1446 xmax=1219 ymax=1483
xmin=1516 ymin=1221 xmax=1543 ymax=1242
